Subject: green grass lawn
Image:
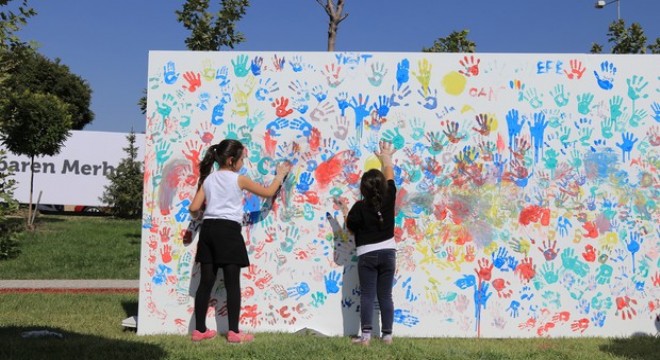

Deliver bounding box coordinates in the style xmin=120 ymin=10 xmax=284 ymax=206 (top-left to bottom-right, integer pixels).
xmin=1 ymin=216 xmax=658 ymax=359
xmin=0 ymin=215 xmax=141 ymax=279
xmin=1 ymin=293 xmax=658 ymax=360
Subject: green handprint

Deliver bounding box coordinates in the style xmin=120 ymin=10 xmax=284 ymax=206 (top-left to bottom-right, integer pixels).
xmin=224 ymin=123 xmax=239 ymax=139
xmin=409 ymin=117 xmax=425 ymax=141
xmin=558 ymin=126 xmax=572 ymax=146
xmin=579 ymin=127 xmax=593 ymax=147
xmin=626 ymin=75 xmax=649 ymax=101
xmin=609 ymin=95 xmax=624 ymax=121
xmin=382 ymin=128 xmax=405 ymax=150
xmin=402 ymin=163 xmax=423 ymax=183
xmin=550 ymin=84 xmax=570 ymax=107
xmin=601 ymin=117 xmax=614 ymax=139
xmin=576 ymin=93 xmax=594 ymax=115
xmin=629 ymin=108 xmax=648 ymax=127
xmin=368 ymin=62 xmax=388 ymax=87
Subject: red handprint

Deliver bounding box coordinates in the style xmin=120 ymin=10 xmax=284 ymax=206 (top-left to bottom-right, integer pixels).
xmin=272 ymin=97 xmax=294 ymax=118
xmin=464 ymin=245 xmax=476 ymax=262
xmin=570 ymin=318 xmax=589 ymax=333
xmin=475 ymin=258 xmax=494 ymax=282
xmin=653 ymin=271 xmax=660 ymax=287
xmin=582 ymin=221 xmax=599 ymax=239
xmin=582 ymin=244 xmax=597 ymax=262
xmin=552 ymin=311 xmax=571 ymax=323
xmin=492 ymin=278 xmax=513 ymax=298
xmin=159 ymin=226 xmax=171 ymax=243
xmin=615 ymin=296 xmax=638 ymax=320
xmin=515 ymin=257 xmax=536 ymax=282
xmin=564 ymin=59 xmax=586 ymax=80
xmin=182 ymin=71 xmax=201 ymax=92
xmin=536 ymin=322 xmax=555 ymax=336
xmin=458 ymin=55 xmax=481 ymax=77
xmin=160 ymin=244 xmax=172 ymax=263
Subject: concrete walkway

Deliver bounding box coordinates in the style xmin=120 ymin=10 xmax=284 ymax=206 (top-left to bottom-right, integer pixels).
xmin=0 ymin=280 xmax=139 ymax=293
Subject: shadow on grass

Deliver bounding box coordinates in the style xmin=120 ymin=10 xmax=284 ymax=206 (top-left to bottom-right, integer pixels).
xmin=599 ymin=333 xmax=660 ymax=360
xmin=121 ymin=299 xmax=138 ymax=318
xmin=0 ymin=326 xmax=166 ymax=359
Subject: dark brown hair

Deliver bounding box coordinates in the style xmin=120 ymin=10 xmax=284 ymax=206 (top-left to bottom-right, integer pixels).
xmin=360 ymin=169 xmax=388 ymax=229
xmin=197 ymin=139 xmax=244 ymax=187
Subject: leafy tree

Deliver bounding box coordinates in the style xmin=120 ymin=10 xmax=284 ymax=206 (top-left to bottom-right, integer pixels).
xmin=0 ymin=0 xmax=35 ymax=48
xmin=4 ymin=45 xmax=94 ymax=130
xmin=647 ymin=38 xmax=660 ymax=54
xmin=101 ymin=130 xmax=144 ymax=219
xmin=590 ymin=19 xmax=659 ymax=54
xmin=316 ymin=0 xmax=348 ymax=51
xmin=0 ymin=88 xmax=72 ymax=227
xmin=0 ymin=149 xmax=21 ymax=260
xmin=176 ymin=0 xmax=249 ymax=51
xmin=138 ymin=0 xmax=250 ymax=114
xmin=423 ymin=29 xmax=476 ymax=53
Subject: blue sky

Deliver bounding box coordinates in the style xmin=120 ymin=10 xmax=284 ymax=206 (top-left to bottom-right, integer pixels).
xmin=14 ymin=0 xmax=660 ymax=134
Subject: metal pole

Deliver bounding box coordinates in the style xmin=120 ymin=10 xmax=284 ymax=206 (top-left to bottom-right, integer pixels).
xmin=617 ymin=0 xmax=620 ymax=20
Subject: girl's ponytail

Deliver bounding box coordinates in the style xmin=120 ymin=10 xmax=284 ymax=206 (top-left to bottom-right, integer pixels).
xmin=197 ymin=144 xmax=218 ymax=187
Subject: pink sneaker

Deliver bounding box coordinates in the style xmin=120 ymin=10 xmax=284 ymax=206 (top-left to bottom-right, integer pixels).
xmin=227 ymin=330 xmax=254 ymax=343
xmin=191 ymin=329 xmax=217 ymax=342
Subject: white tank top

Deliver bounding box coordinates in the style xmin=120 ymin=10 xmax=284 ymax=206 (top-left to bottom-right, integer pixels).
xmin=202 ymin=170 xmax=243 ymax=223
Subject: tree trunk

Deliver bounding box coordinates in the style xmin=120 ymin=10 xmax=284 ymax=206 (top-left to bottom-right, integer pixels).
xmin=28 ymin=154 xmax=34 ymax=228
xmin=316 ymin=0 xmax=348 ymax=52
xmin=328 ymin=22 xmax=337 ymax=51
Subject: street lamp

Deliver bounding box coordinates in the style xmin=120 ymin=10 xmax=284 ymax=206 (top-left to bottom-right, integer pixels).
xmin=595 ymin=0 xmax=620 ymax=21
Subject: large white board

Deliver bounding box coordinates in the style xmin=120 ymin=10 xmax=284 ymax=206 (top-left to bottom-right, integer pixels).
xmin=139 ymin=51 xmax=659 ymax=337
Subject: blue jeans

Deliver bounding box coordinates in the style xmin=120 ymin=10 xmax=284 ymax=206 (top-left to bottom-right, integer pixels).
xmin=357 ymin=249 xmax=396 ymax=335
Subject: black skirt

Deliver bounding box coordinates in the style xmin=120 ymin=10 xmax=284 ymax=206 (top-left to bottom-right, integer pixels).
xmin=195 ymin=218 xmax=250 ymax=267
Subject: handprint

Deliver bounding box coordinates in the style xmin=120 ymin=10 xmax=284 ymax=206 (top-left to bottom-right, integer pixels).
xmin=626 ymin=75 xmax=649 ymax=101
xmin=564 ymin=59 xmax=586 ymax=80
xmin=593 ymin=61 xmax=617 ymax=90
xmin=550 ymin=84 xmax=570 ymax=107
xmin=231 ymin=54 xmax=250 ymax=77
xmin=163 ymin=61 xmax=180 ymax=84
xmin=576 ymin=92 xmax=594 ymax=115
xmin=458 ymin=55 xmax=480 ymax=77
xmin=367 ymin=61 xmax=388 ymax=86
xmin=615 ymin=132 xmax=638 ymax=162
xmin=272 ymin=97 xmax=294 ymax=118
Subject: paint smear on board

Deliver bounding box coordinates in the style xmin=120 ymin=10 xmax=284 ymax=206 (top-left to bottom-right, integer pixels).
xmin=442 ymin=71 xmax=467 ymax=96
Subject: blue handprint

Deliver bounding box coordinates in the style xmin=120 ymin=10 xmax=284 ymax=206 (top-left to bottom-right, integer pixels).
xmin=530 ymin=112 xmax=548 ymax=164
xmin=491 ymin=247 xmax=509 ymax=269
xmin=287 ymin=282 xmax=310 ymax=300
xmin=651 ymin=102 xmax=660 ymax=123
xmin=290 ymin=117 xmax=313 ymax=137
xmin=296 ymin=172 xmax=315 ymax=193
xmin=175 ymin=199 xmax=191 ymax=223
xmin=557 ymin=216 xmax=572 ymax=237
xmin=455 ymin=274 xmax=476 ymax=290
xmin=250 ymin=56 xmax=263 ymax=76
xmin=372 ymin=95 xmax=391 ymax=118
xmin=324 ymin=270 xmax=342 ymax=294
xmin=334 ymin=92 xmax=349 ymax=116
xmin=266 ymin=118 xmax=290 ymax=136
xmin=289 ymin=55 xmax=303 ymax=72
xmin=163 ymin=61 xmax=180 ymax=84
xmin=396 ymin=58 xmax=410 ymax=89
xmin=593 ymin=61 xmax=617 ymax=90
xmin=615 ymin=132 xmax=638 ymax=162
xmin=393 ymin=309 xmax=420 ymax=327
xmin=507 ymin=300 xmax=521 ymax=318
xmin=625 ymin=231 xmax=644 ymax=273
xmin=506 ymin=109 xmax=525 ymax=150
xmin=215 ymin=66 xmax=231 ymax=87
